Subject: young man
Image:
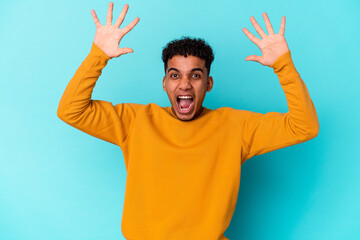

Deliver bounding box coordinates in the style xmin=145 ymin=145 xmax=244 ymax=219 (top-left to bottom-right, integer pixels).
xmin=57 ymin=2 xmax=319 ymax=240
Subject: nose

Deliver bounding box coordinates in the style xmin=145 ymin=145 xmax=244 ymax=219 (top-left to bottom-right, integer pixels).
xmin=179 ymin=76 xmax=192 ymax=90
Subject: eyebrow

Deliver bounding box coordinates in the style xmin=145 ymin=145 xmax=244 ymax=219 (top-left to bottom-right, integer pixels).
xmin=167 ymin=67 xmax=204 ymax=73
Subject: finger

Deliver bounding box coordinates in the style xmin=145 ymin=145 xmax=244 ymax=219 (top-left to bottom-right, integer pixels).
xmin=91 ymin=9 xmax=102 ymax=28
xmin=114 ymin=4 xmax=129 ymax=28
xmin=245 ymin=55 xmax=262 ymax=62
xmin=242 ymin=28 xmax=261 ymax=47
xmin=116 ymin=47 xmax=134 ymax=56
xmin=121 ymin=17 xmax=140 ymax=35
xmin=262 ymin=12 xmax=275 ymax=34
xmin=279 ymin=16 xmax=286 ymax=35
xmin=250 ymin=16 xmax=267 ymax=39
xmin=106 ymin=2 xmax=113 ymax=25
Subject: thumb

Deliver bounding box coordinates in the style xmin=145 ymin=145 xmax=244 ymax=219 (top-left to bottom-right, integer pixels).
xmin=115 ymin=47 xmax=134 ymax=57
xmin=245 ymin=55 xmax=262 ymax=62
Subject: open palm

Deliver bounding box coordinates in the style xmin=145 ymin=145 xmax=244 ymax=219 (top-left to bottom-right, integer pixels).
xmin=242 ymin=13 xmax=289 ymax=66
xmin=91 ymin=2 xmax=140 ymax=58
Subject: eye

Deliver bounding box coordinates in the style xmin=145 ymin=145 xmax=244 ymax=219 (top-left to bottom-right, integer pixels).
xmin=192 ymin=73 xmax=201 ymax=78
xmin=170 ymin=73 xmax=179 ymax=78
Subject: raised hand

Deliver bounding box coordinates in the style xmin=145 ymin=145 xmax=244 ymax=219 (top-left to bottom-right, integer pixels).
xmin=242 ymin=13 xmax=289 ymax=66
xmin=91 ymin=2 xmax=140 ymax=58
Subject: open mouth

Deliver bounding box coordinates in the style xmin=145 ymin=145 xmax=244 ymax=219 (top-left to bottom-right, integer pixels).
xmin=176 ymin=95 xmax=194 ymax=114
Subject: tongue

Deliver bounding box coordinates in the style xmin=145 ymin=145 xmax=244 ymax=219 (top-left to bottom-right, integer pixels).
xmin=179 ymin=99 xmax=192 ymax=109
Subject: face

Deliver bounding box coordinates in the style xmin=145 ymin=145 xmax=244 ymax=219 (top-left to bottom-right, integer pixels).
xmin=163 ymin=55 xmax=213 ymax=121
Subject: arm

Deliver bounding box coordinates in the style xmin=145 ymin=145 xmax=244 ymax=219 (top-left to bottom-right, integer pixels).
xmin=57 ymin=2 xmax=140 ymax=148
xmin=240 ymin=13 xmax=319 ymax=163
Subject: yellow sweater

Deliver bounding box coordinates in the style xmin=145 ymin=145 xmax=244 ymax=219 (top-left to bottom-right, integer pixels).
xmin=57 ymin=43 xmax=319 ymax=240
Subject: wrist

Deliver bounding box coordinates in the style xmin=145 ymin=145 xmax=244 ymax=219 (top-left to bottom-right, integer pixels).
xmin=270 ymin=51 xmax=300 ymax=83
xmin=91 ymin=42 xmax=111 ymax=60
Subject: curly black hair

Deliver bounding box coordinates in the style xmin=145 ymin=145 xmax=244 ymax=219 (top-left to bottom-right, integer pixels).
xmin=162 ymin=36 xmax=214 ymax=76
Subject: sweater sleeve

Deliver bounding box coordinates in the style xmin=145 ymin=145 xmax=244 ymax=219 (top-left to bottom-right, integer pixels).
xmin=241 ymin=50 xmax=320 ymax=163
xmin=57 ymin=42 xmax=136 ymax=148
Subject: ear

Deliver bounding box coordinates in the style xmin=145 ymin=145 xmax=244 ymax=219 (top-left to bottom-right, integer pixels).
xmin=206 ymin=76 xmax=213 ymax=92
xmin=162 ymin=76 xmax=166 ymax=91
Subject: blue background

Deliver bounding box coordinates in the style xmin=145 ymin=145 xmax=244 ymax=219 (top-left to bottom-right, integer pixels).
xmin=1 ymin=0 xmax=359 ymax=239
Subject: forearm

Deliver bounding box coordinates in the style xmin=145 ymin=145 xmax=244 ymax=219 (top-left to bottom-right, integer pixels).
xmin=271 ymin=51 xmax=319 ymax=140
xmin=57 ymin=42 xmax=111 ymax=122
xmin=240 ymin=51 xmax=319 ymax=162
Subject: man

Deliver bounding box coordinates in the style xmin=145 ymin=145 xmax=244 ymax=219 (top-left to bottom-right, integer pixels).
xmin=57 ymin=2 xmax=319 ymax=240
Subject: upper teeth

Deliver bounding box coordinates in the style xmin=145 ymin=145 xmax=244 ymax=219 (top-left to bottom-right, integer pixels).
xmin=178 ymin=96 xmax=192 ymax=99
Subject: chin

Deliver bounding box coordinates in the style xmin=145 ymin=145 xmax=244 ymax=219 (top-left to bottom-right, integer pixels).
xmin=177 ymin=113 xmax=195 ymax=121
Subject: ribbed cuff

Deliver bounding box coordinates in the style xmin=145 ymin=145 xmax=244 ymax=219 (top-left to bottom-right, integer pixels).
xmin=89 ymin=42 xmax=111 ymax=61
xmin=270 ymin=50 xmax=300 ymax=84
